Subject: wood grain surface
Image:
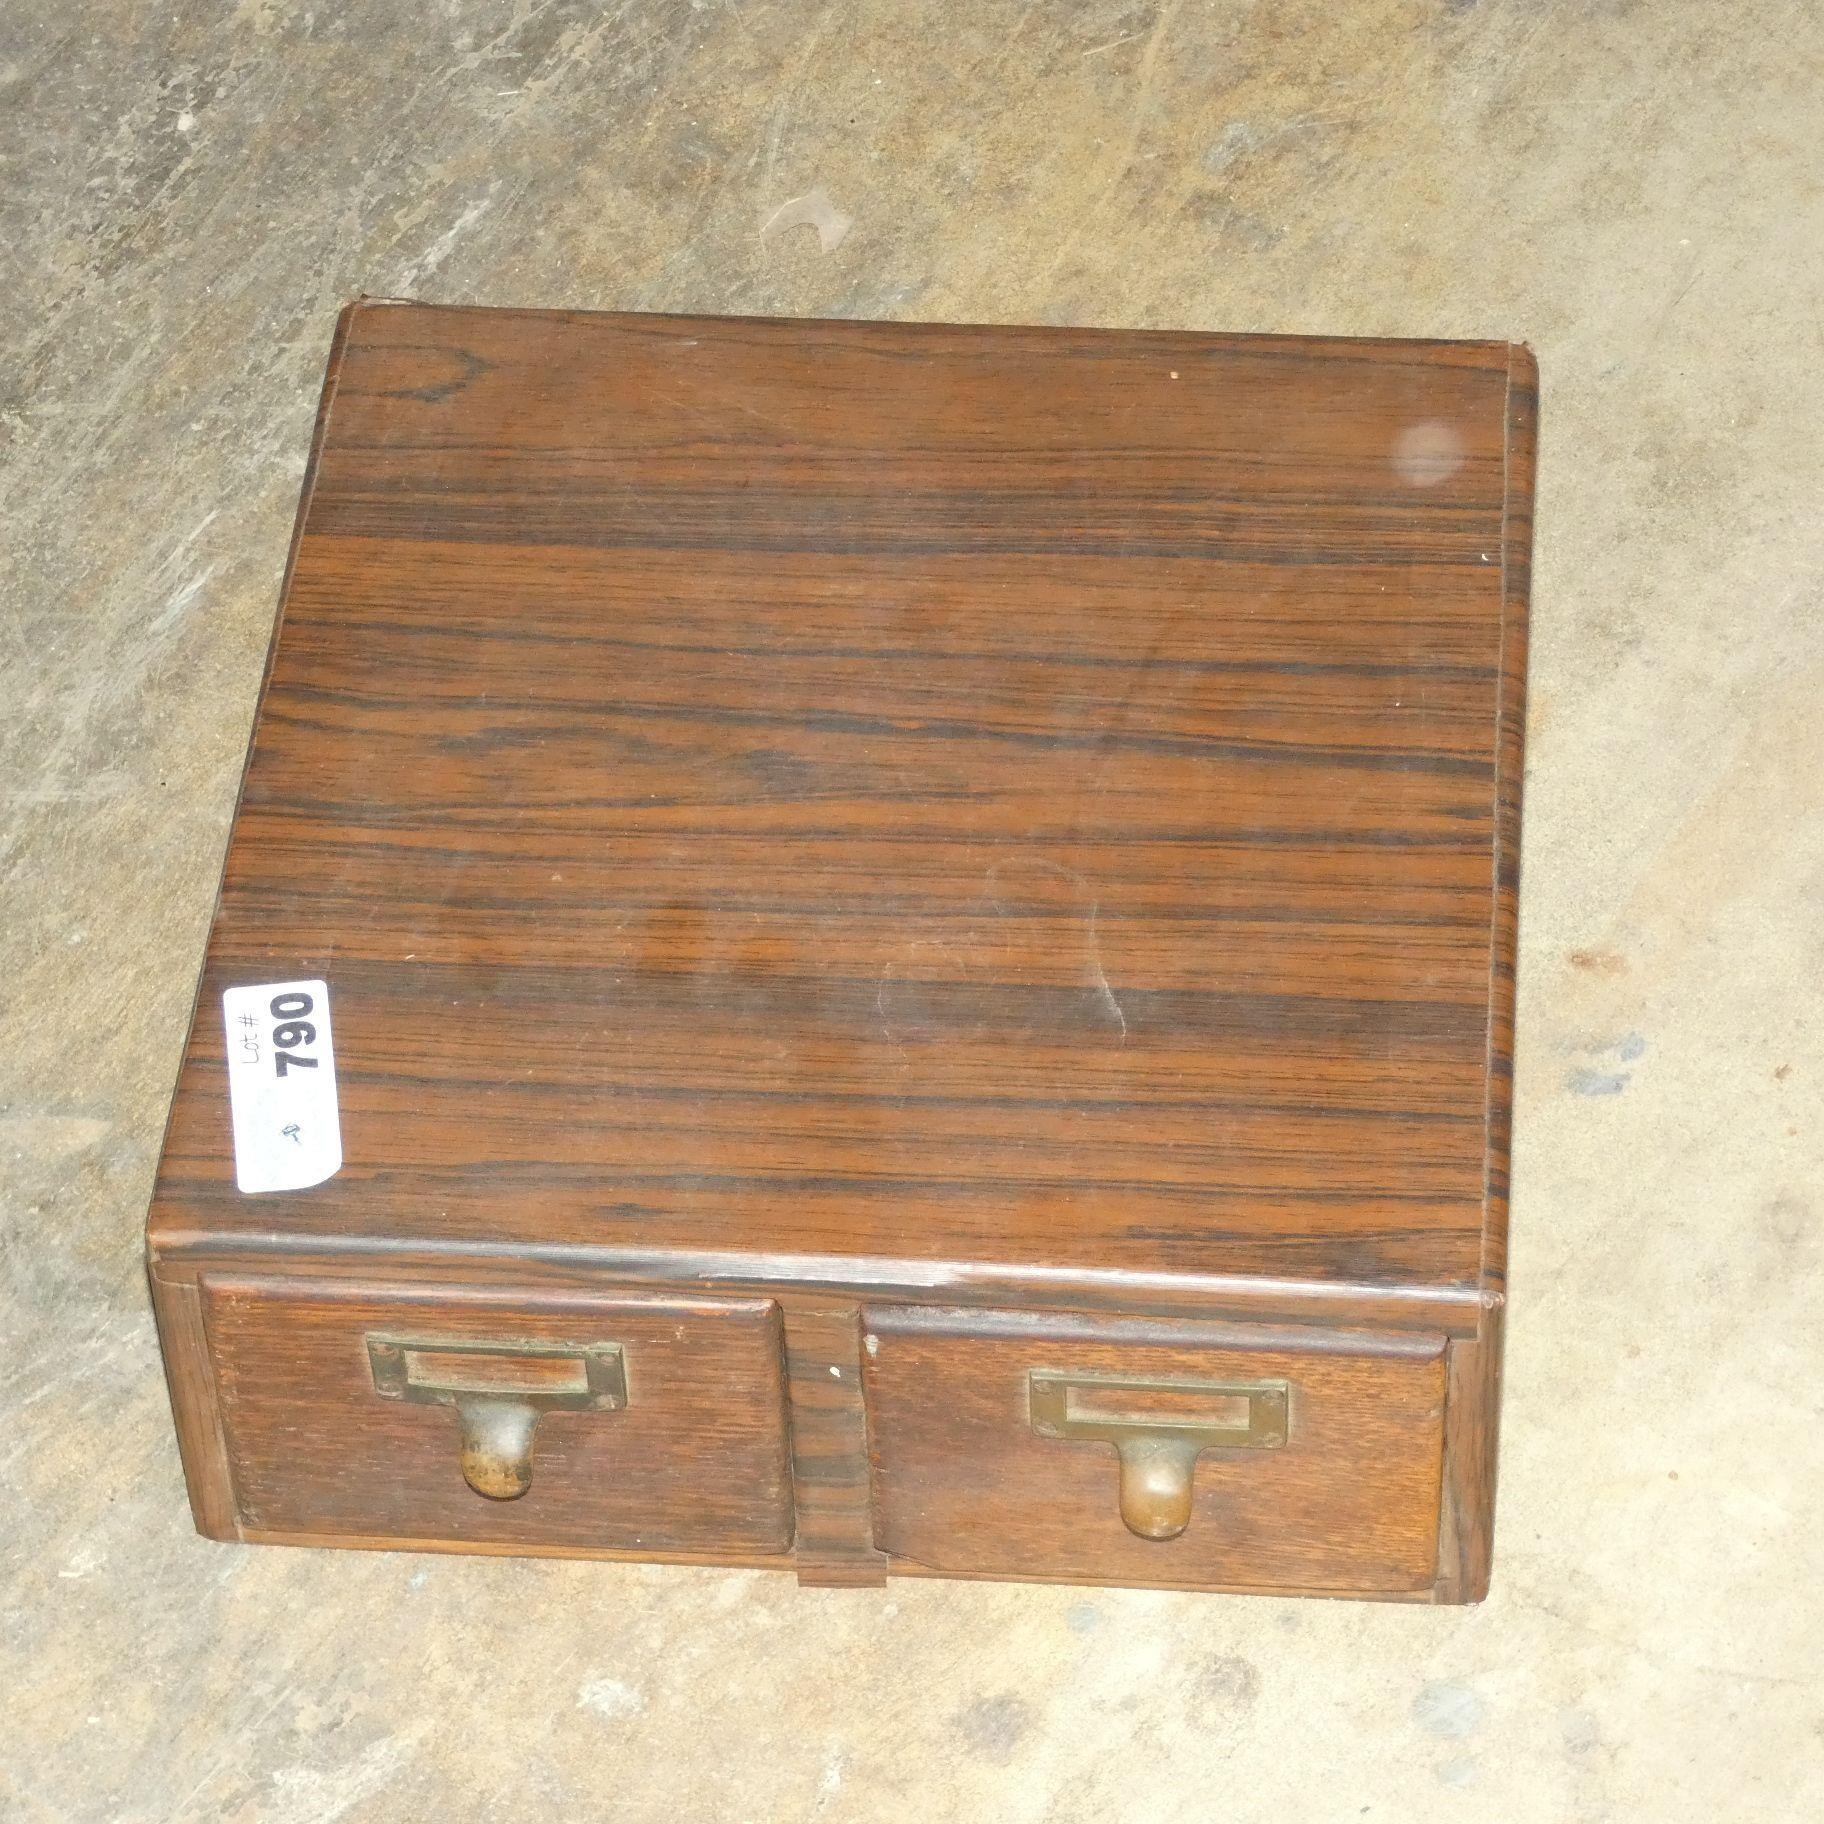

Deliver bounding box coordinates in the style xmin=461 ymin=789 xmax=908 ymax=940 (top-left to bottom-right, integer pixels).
xmin=782 ymin=1302 xmax=890 ymax=1585
xmin=863 ymin=1305 xmax=1447 ymax=1594
xmin=199 ymin=1275 xmax=793 ymax=1552
xmin=147 ymin=303 xmax=1535 ymax=1311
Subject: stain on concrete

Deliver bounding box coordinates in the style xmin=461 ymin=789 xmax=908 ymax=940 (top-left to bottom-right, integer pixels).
xmin=1569 ymin=948 xmax=1630 ymax=976
xmin=1560 ymin=1705 xmax=1601 ymax=1755
xmin=1757 ymin=1193 xmax=1818 ymax=1286
xmin=576 ymin=1676 xmax=647 ymax=1722
xmin=1566 ymin=1032 xmax=1646 ymax=1094
xmin=1197 ymin=1654 xmax=1262 ymax=1708
xmin=952 ymin=1694 xmax=1035 ymax=1764
xmin=761 ymin=189 xmax=853 ymax=252
xmin=1567 ymin=1068 xmax=1629 ymax=1096
xmin=1413 ymin=1681 xmax=1485 ymax=1739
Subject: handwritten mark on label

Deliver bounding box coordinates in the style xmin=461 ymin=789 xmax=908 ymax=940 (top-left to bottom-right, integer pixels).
xmin=222 ymin=978 xmax=342 ymax=1194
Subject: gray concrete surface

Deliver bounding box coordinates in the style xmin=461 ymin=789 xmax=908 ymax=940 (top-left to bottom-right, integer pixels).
xmin=5 ymin=2 xmax=1822 ymax=1818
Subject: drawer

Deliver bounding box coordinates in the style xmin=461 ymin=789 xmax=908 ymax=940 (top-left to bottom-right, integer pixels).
xmin=863 ymin=1307 xmax=1446 ymax=1594
xmin=201 ymin=1275 xmax=793 ymax=1555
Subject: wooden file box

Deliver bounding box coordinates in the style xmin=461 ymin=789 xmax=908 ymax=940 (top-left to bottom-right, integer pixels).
xmin=147 ymin=304 xmax=1535 ymax=1599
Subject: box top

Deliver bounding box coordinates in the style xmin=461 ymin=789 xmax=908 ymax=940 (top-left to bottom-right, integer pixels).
xmin=148 ymin=303 xmax=1533 ymax=1322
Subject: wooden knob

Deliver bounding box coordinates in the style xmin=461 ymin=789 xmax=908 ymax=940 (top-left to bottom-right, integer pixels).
xmin=455 ymin=1396 xmax=541 ymax=1500
xmin=1114 ymin=1436 xmax=1199 ymax=1540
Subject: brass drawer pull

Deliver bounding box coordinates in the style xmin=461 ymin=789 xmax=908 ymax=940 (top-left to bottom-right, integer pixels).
xmin=367 ymin=1337 xmax=627 ymax=1501
xmin=1029 ymin=1371 xmax=1289 ymax=1541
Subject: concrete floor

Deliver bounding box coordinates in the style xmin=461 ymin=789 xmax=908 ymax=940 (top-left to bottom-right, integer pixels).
xmin=5 ymin=1 xmax=1821 ymax=1818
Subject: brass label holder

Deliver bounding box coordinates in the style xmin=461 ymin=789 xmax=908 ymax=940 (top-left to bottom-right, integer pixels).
xmin=367 ymin=1336 xmax=627 ymax=1502
xmin=1029 ymin=1371 xmax=1290 ymax=1541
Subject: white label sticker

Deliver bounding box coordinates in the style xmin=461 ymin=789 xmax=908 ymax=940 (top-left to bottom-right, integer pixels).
xmin=222 ymin=978 xmax=343 ymax=1194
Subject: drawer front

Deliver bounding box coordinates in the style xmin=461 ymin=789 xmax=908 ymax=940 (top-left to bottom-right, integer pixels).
xmin=202 ymin=1275 xmax=793 ymax=1554
xmin=863 ymin=1308 xmax=1446 ymax=1593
